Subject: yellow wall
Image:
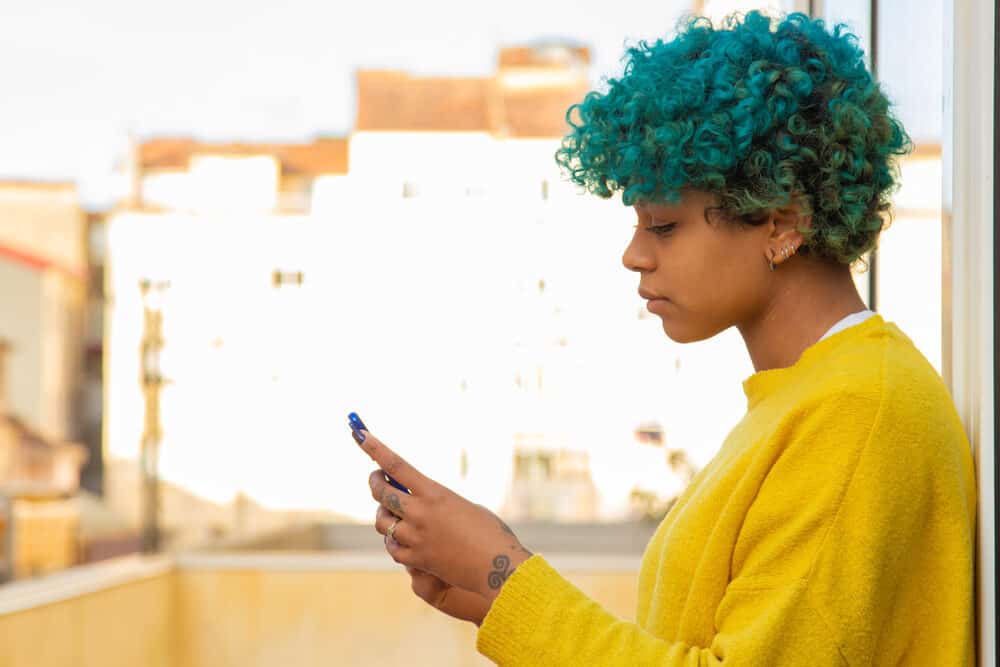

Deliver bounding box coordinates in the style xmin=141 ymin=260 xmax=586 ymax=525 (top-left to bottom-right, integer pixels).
xmin=173 ymin=567 xmax=637 ymax=667
xmin=0 ymin=557 xmax=638 ymax=666
xmin=0 ymin=571 xmax=175 ymax=667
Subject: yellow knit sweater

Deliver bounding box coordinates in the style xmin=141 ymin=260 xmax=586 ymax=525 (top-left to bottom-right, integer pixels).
xmin=477 ymin=315 xmax=977 ymax=665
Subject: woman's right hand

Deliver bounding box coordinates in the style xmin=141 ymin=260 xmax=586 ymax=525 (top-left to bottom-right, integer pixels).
xmin=405 ymin=565 xmax=492 ymax=627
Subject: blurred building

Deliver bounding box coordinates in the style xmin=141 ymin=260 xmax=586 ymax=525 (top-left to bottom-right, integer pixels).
xmin=0 ymin=182 xmax=92 ymax=581
xmin=101 ymin=42 xmax=724 ymax=546
xmin=0 ymin=181 xmax=142 ymax=581
xmin=0 ymin=338 xmax=89 ymax=582
xmin=135 ymin=136 xmax=349 ymax=213
xmin=99 ymin=136 xmax=354 ymax=548
xmin=0 ymin=345 xmax=88 ymax=498
xmin=504 ymin=436 xmax=599 ymax=521
xmin=0 ymin=181 xmax=87 ymax=442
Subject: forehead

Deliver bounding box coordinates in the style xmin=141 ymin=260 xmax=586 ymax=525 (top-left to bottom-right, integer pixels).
xmin=634 ymin=191 xmax=718 ymax=216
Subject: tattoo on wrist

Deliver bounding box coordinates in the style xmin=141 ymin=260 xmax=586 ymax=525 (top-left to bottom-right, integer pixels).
xmin=487 ymin=554 xmax=513 ymax=590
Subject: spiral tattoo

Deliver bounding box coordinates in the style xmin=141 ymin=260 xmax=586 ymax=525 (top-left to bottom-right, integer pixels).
xmin=487 ymin=554 xmax=513 ymax=590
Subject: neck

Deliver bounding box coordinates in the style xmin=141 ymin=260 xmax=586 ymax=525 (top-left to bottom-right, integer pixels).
xmin=738 ymin=258 xmax=869 ymax=373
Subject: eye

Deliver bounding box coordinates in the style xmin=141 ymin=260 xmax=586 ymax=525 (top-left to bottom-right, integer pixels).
xmin=647 ymin=222 xmax=677 ymax=237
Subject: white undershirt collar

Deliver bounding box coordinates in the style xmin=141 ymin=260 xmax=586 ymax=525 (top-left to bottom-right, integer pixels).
xmin=817 ymin=309 xmax=876 ymax=343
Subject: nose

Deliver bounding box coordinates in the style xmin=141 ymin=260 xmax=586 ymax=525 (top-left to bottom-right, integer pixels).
xmin=622 ymin=229 xmax=655 ymax=274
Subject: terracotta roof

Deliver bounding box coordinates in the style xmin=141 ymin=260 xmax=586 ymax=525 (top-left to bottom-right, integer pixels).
xmin=278 ymin=139 xmax=349 ymax=175
xmin=498 ymin=80 xmax=589 ymax=138
xmin=356 ymin=70 xmax=495 ymax=132
xmin=498 ymin=45 xmax=590 ymax=68
xmin=355 ymin=59 xmax=590 ymax=138
xmin=0 ymin=180 xmax=77 ymax=191
xmin=139 ymin=138 xmax=198 ymax=170
xmin=0 ymin=242 xmax=85 ymax=280
xmin=139 ymin=138 xmax=349 ymax=175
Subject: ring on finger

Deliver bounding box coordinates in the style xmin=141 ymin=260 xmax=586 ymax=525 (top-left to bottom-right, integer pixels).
xmin=386 ymin=517 xmax=402 ymax=543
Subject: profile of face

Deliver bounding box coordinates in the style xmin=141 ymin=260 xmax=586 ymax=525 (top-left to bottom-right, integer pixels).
xmin=622 ymin=189 xmax=797 ymax=344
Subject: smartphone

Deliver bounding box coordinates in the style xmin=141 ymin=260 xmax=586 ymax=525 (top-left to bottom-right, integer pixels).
xmin=348 ymin=412 xmax=411 ymax=494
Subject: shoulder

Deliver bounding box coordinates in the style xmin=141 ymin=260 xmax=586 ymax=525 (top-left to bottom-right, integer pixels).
xmin=779 ymin=320 xmax=968 ymax=461
xmin=795 ymin=320 xmax=953 ymax=418
xmin=812 ymin=320 xmax=970 ymax=476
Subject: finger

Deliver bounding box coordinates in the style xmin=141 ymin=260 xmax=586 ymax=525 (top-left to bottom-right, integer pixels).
xmin=369 ymin=469 xmax=416 ymax=520
xmin=410 ymin=573 xmax=449 ymax=607
xmin=374 ymin=504 xmax=415 ymax=545
xmin=354 ymin=430 xmax=428 ymax=494
xmin=376 ymin=504 xmax=395 ymax=527
xmin=384 ymin=530 xmax=419 ymax=567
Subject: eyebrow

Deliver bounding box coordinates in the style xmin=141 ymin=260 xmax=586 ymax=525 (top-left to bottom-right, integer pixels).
xmin=639 ymin=203 xmax=682 ymax=217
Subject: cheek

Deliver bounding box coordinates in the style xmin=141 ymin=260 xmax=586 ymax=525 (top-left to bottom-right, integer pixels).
xmin=679 ymin=245 xmax=764 ymax=317
xmin=713 ymin=255 xmax=768 ymax=314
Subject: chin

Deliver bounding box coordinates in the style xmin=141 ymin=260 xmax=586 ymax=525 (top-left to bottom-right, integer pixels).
xmin=659 ymin=317 xmax=725 ymax=344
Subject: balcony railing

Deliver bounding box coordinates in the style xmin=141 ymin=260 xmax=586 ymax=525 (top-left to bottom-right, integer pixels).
xmin=0 ymin=522 xmax=646 ymax=666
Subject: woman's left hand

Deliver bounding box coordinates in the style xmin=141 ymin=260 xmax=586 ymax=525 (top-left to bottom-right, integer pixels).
xmin=355 ymin=428 xmax=533 ymax=601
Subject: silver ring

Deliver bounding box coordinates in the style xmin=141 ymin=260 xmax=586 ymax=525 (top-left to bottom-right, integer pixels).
xmin=386 ymin=518 xmax=401 ymax=542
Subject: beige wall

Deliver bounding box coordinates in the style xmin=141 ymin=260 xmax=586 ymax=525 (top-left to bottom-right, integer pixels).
xmin=0 ymin=260 xmax=84 ymax=440
xmin=40 ymin=270 xmax=85 ymax=438
xmin=174 ymin=567 xmax=635 ymax=667
xmin=0 ymin=184 xmax=86 ymax=276
xmin=0 ymin=260 xmax=44 ymax=426
xmin=0 ymin=570 xmax=176 ymax=667
xmin=0 ymin=555 xmax=639 ymax=666
xmin=0 ymin=183 xmax=86 ymax=441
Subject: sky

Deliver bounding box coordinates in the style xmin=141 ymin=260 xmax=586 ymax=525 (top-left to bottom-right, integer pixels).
xmin=0 ymin=0 xmax=940 ymax=208
xmin=0 ymin=0 xmax=693 ymax=204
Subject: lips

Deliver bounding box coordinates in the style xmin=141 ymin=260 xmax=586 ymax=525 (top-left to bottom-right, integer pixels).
xmin=638 ymin=288 xmax=668 ymax=301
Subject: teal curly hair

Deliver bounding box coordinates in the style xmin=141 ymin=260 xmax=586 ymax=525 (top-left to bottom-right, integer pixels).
xmin=555 ymin=10 xmax=913 ymax=264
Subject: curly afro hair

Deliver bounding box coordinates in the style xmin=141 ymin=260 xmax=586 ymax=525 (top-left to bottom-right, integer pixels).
xmin=554 ymin=10 xmax=913 ymax=265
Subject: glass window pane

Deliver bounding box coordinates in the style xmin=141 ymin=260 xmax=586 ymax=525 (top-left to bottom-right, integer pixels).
xmin=872 ymin=0 xmax=944 ymax=371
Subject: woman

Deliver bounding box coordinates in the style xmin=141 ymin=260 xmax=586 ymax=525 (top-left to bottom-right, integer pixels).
xmin=354 ymin=11 xmax=976 ymax=665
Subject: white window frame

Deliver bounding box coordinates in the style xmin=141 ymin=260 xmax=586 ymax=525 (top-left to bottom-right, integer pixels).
xmin=944 ymin=0 xmax=996 ymax=664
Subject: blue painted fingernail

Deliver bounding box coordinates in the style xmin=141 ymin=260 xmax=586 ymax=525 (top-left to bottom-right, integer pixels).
xmin=348 ymin=412 xmax=367 ymax=431
xmin=352 ymin=429 xmax=366 ymax=444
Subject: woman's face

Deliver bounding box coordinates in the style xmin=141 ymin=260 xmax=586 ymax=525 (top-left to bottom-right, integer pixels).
xmin=622 ymin=190 xmax=774 ymax=343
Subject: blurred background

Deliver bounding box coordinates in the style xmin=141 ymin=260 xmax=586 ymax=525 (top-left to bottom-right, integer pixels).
xmin=0 ymin=0 xmax=949 ymax=664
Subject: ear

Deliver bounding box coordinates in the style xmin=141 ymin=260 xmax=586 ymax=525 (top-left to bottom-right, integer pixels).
xmin=765 ymin=203 xmax=810 ymax=267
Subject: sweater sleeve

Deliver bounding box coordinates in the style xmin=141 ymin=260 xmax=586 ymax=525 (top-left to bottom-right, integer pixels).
xmin=475 ymin=390 xmax=878 ymax=665
xmin=475 ymin=554 xmax=846 ymax=665
xmin=477 ymin=345 xmax=976 ymax=664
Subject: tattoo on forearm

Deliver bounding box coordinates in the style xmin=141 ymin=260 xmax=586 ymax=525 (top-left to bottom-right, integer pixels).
xmin=487 ymin=554 xmax=513 ymax=590
xmin=387 ymin=492 xmax=404 ymax=516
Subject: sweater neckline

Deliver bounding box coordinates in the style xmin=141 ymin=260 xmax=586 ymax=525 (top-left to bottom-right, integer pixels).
xmin=742 ymin=313 xmax=887 ymax=408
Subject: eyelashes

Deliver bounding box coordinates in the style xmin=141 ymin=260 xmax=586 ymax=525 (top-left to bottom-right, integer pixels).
xmin=633 ymin=222 xmax=678 ymax=237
